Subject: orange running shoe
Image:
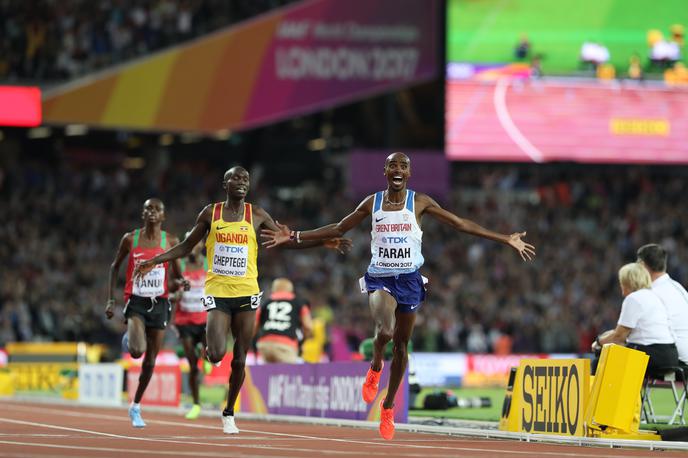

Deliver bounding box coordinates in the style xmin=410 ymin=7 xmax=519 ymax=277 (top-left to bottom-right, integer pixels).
xmin=362 ymin=363 xmax=383 ymax=404
xmin=379 ymin=400 xmax=395 ymax=440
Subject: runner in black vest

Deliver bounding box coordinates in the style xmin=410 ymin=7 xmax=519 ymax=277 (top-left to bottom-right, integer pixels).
xmin=255 ymin=278 xmax=312 ymax=363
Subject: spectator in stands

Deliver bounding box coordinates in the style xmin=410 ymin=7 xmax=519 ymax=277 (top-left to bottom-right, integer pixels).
xmin=529 ymin=54 xmax=543 ymax=79
xmin=514 ymin=34 xmax=530 ymax=61
xmin=255 ymin=278 xmax=312 ymax=363
xmin=671 ymin=24 xmax=685 ymax=47
xmin=0 ymin=0 xmax=299 ymax=82
xmin=580 ymin=40 xmax=610 ymax=70
xmin=596 ymin=63 xmax=616 ymax=81
xmin=592 ymin=263 xmax=678 ymax=375
xmin=627 ymin=54 xmax=644 ymax=81
xmin=637 ymin=244 xmax=688 ymax=367
xmin=651 ymin=39 xmax=681 ymax=69
xmin=665 ymin=62 xmax=688 ymax=86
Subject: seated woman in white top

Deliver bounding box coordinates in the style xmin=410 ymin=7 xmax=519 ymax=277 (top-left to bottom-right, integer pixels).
xmin=592 ymin=262 xmax=678 ymax=376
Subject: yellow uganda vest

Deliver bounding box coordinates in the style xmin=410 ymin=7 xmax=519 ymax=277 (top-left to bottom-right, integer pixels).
xmin=205 ymin=202 xmax=259 ymax=298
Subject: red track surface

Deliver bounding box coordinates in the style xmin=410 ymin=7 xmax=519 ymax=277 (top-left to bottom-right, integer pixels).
xmin=446 ymin=80 xmax=688 ymax=163
xmin=0 ymin=399 xmax=684 ymax=458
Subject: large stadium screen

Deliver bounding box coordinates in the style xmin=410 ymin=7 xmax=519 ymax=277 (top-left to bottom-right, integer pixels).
xmin=445 ymin=0 xmax=688 ymax=163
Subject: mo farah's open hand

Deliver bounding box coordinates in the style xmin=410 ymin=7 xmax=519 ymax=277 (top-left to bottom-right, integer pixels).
xmin=508 ymin=232 xmax=536 ymax=261
xmin=261 ymin=221 xmax=293 ymax=248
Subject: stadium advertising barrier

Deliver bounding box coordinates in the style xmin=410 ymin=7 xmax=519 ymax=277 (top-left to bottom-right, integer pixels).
xmin=123 ymin=349 xmax=181 ymax=407
xmin=238 ymin=361 xmax=408 ymax=423
xmin=79 ymin=363 xmax=124 ymax=407
xmin=126 ymin=364 xmax=181 ymax=407
xmin=464 ymin=354 xmax=547 ymax=388
xmin=412 ymin=352 xmax=556 ymax=388
xmin=6 ymin=342 xmax=92 ymax=393
xmin=445 ymin=80 xmax=688 ymax=164
xmin=499 ymin=358 xmax=590 ymax=436
xmin=500 ymin=346 xmax=659 ymax=440
xmin=43 ymin=0 xmax=438 ymax=133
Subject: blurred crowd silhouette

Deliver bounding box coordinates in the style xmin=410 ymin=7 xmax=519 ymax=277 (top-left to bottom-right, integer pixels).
xmin=0 ymin=0 xmax=297 ymax=82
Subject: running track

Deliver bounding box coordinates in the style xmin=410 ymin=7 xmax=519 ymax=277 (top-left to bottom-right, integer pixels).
xmin=0 ymin=400 xmax=685 ymax=458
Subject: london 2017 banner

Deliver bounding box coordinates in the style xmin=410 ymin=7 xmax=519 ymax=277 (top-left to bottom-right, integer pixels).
xmin=238 ymin=361 xmax=408 ymax=423
xmin=43 ymin=0 xmax=438 ymax=133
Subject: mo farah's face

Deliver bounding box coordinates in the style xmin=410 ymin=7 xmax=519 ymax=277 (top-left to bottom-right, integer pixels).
xmin=384 ymin=155 xmax=411 ymax=192
xmin=141 ymin=199 xmax=165 ymax=223
xmin=223 ymin=168 xmax=250 ymax=199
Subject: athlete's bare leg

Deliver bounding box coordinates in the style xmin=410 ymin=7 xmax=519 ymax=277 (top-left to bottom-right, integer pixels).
xmin=383 ymin=309 xmax=416 ymax=409
xmin=206 ymin=310 xmax=231 ymax=364
xmin=134 ymin=328 xmax=165 ymax=403
xmin=127 ymin=315 xmax=147 ymax=358
xmin=224 ymin=310 xmax=256 ymax=413
xmin=368 ymin=290 xmax=397 ymax=372
xmin=181 ymin=336 xmax=201 ymax=405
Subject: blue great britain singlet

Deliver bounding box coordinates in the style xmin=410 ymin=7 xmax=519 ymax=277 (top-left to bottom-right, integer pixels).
xmin=367 ymin=190 xmax=424 ymax=277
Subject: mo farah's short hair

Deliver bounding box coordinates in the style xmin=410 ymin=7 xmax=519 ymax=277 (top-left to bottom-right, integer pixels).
xmin=619 ymin=262 xmax=652 ymax=292
xmin=637 ymin=243 xmax=667 ymax=273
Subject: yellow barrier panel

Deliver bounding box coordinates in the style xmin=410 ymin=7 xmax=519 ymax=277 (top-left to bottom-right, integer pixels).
xmin=0 ymin=370 xmax=15 ymax=396
xmin=6 ymin=342 xmax=101 ymax=394
xmin=499 ymin=359 xmax=590 ymax=436
xmin=584 ymin=344 xmax=660 ymax=440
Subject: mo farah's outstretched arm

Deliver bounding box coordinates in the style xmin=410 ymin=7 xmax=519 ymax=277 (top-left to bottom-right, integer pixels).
xmin=255 ymin=204 xmax=352 ymax=254
xmin=417 ymin=193 xmax=535 ymax=261
xmin=261 ymin=195 xmax=374 ymax=248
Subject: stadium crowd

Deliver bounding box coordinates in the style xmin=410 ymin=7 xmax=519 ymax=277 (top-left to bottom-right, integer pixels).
xmin=2 ymin=151 xmax=687 ymax=359
xmin=0 ymin=0 xmax=297 ymax=82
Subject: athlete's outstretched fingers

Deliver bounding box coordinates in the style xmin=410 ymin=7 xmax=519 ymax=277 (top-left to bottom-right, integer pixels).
xmin=260 ymin=228 xmax=276 ymax=238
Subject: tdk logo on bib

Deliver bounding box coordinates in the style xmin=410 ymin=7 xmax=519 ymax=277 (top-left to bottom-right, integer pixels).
xmin=225 ymin=246 xmax=246 ymax=254
xmin=382 ymin=236 xmax=408 ymax=243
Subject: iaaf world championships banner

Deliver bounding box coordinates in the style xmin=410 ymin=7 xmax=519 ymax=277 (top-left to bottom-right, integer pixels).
xmin=238 ymin=361 xmax=408 ymax=423
xmin=43 ymin=0 xmax=439 ymax=132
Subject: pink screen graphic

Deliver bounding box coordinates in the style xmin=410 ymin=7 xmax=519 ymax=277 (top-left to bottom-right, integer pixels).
xmin=445 ymin=80 xmax=688 ymax=163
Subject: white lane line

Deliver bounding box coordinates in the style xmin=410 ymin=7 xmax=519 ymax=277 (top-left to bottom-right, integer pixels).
xmin=0 ymin=440 xmax=296 ymax=458
xmin=0 ymin=434 xmax=70 ymax=437
xmin=0 ymin=418 xmax=399 ymax=457
xmin=493 ymin=78 xmax=545 ymax=163
xmin=0 ymin=407 xmax=666 ymax=458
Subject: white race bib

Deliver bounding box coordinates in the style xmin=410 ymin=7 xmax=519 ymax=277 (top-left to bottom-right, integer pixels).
xmin=201 ymin=295 xmax=216 ymax=311
xmin=133 ymin=265 xmax=165 ymax=297
xmin=212 ymin=243 xmax=248 ymax=277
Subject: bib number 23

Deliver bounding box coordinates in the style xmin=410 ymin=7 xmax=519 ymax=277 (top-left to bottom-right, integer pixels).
xmin=201 ymin=295 xmax=216 ymax=311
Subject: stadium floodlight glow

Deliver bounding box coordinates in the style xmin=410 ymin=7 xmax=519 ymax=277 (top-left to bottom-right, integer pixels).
xmin=159 ymin=133 xmax=174 ymax=146
xmin=123 ymin=157 xmax=146 ymax=169
xmin=213 ymin=129 xmax=232 ymax=141
xmin=27 ymin=126 xmax=51 ymax=139
xmin=180 ymin=132 xmax=201 ymax=144
xmin=0 ymin=86 xmax=42 ymax=127
xmin=65 ymin=124 xmax=89 ymax=136
xmin=308 ymin=138 xmax=326 ymax=151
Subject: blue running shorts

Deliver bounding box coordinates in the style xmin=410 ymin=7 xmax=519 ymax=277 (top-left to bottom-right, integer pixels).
xmin=360 ymin=270 xmax=428 ymax=312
